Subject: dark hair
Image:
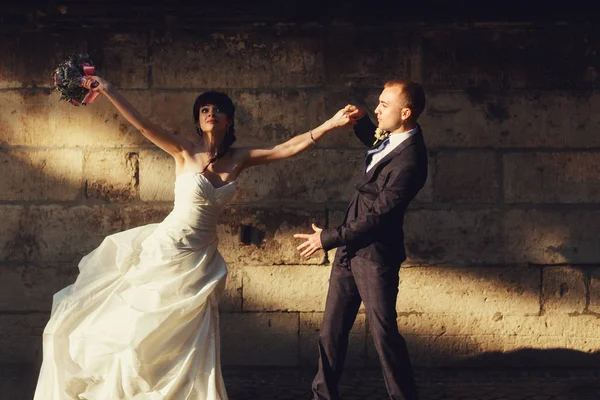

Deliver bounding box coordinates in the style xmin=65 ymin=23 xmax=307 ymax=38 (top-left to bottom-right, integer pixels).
xmin=384 ymin=80 xmax=426 ymax=121
xmin=192 ymin=91 xmax=237 ymax=171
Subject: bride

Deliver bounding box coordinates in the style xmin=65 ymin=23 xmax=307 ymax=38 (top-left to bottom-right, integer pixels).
xmin=34 ymin=75 xmax=356 ymax=400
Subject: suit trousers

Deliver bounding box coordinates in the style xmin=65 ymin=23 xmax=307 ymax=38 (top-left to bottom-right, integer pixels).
xmin=311 ymin=256 xmax=418 ymax=400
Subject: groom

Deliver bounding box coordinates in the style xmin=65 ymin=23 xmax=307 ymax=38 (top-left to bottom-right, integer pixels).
xmin=295 ymin=80 xmax=428 ymax=400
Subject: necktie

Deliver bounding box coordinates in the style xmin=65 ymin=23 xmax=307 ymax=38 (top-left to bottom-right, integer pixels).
xmin=364 ymin=137 xmax=390 ymax=171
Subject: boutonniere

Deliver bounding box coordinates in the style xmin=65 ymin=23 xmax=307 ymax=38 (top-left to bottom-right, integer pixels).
xmin=373 ymin=128 xmax=390 ymax=146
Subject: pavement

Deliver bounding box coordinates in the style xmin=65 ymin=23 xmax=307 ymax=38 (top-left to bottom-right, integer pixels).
xmin=223 ymin=367 xmax=600 ymax=400
xmin=3 ymin=365 xmax=600 ymax=399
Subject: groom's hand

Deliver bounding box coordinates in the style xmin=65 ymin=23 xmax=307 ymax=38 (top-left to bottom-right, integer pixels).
xmin=294 ymin=223 xmax=323 ymax=258
xmin=345 ymin=104 xmax=366 ymax=121
xmin=328 ymin=105 xmax=366 ymax=129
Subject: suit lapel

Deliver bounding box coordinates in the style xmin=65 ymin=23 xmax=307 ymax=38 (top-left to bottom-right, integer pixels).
xmin=356 ymin=128 xmax=423 ymax=189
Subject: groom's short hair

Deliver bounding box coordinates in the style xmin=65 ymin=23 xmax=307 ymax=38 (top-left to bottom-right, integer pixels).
xmin=384 ymin=80 xmax=426 ymax=121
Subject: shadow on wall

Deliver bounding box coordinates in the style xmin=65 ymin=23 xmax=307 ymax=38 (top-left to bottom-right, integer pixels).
xmin=454 ymin=348 xmax=600 ymax=368
xmin=404 ymin=207 xmax=600 ymax=270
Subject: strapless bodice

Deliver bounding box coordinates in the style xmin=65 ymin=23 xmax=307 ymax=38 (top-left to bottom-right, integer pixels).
xmin=168 ymin=172 xmax=236 ymax=231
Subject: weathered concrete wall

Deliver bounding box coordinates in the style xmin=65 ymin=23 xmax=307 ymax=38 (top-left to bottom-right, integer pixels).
xmin=1 ymin=8 xmax=600 ymax=389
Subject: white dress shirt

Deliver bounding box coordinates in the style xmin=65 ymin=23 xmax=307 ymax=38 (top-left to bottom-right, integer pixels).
xmin=365 ymin=127 xmax=417 ymax=172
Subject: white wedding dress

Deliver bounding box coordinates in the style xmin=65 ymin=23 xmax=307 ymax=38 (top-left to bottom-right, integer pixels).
xmin=34 ymin=172 xmax=235 ymax=400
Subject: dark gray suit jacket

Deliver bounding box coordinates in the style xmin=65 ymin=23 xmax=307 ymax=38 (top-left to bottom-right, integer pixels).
xmin=320 ymin=116 xmax=428 ymax=267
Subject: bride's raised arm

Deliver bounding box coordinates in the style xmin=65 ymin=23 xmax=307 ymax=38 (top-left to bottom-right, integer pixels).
xmin=82 ymin=76 xmax=192 ymax=160
xmin=237 ymin=105 xmax=361 ymax=169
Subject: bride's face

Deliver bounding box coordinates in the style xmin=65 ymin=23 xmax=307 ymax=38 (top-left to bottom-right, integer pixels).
xmin=198 ymin=104 xmax=231 ymax=136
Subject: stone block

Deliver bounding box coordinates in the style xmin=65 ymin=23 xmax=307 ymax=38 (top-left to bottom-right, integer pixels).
xmin=3 ymin=205 xmax=169 ymax=264
xmin=139 ymin=149 xmax=175 ymax=202
xmin=324 ymin=28 xmax=414 ymax=88
xmin=420 ymin=27 xmax=595 ymax=91
xmin=566 ymin=337 xmax=600 ymax=353
xmin=0 ymin=313 xmax=47 ymax=363
xmin=84 ymin=149 xmax=139 ymax=202
xmin=396 ymin=266 xmax=540 ymax=315
xmin=233 ymin=149 xmax=363 ymax=204
xmin=416 ymin=154 xmax=435 ymax=204
xmin=502 ymin=27 xmax=597 ymax=90
xmin=424 ymin=335 xmax=510 ymax=366
xmin=233 ymin=90 xmax=313 ymax=148
xmin=504 ymin=210 xmax=600 ymax=264
xmin=420 ymin=91 xmax=511 ymax=149
xmin=367 ymin=333 xmax=507 ymax=367
xmin=147 ymin=91 xmax=198 ymax=140
xmin=220 ymin=312 xmax=299 ymax=366
xmin=542 ymin=266 xmax=587 ymax=315
xmin=242 ymin=265 xmax=330 ymax=312
xmin=0 ymin=206 xmax=29 ymax=261
xmin=22 ymin=205 xmax=124 ymax=263
xmin=421 ymin=91 xmax=600 ymax=149
xmin=0 ymin=362 xmax=37 ymax=400
xmin=506 ymin=335 xmax=569 ymax=350
xmin=0 ymin=90 xmax=152 ymax=147
xmin=0 ymin=33 xmax=86 ymax=89
xmin=0 ymin=264 xmax=77 ymax=312
xmin=404 ymin=209 xmax=503 ymax=265
xmin=0 ymin=149 xmax=82 ymax=201
xmin=590 ymin=267 xmax=600 ymax=314
xmin=434 ymin=151 xmax=498 ymax=203
xmin=561 ymin=315 xmax=600 ymax=339
xmin=299 ymin=312 xmax=366 ymax=367
xmin=115 ymin=204 xmax=172 ymax=230
xmin=396 ymin=313 xmax=565 ymax=338
xmin=497 ymin=315 xmax=566 ymax=338
xmin=220 ymin=264 xmax=242 ymax=312
xmin=217 ymin=205 xmax=327 ymax=265
xmin=151 ymin=30 xmax=324 ymax=88
xmin=87 ymin=33 xmax=149 ymax=89
xmin=504 ymin=152 xmax=600 ymax=203
xmin=0 ymin=31 xmax=146 ymax=87
xmin=371 ymin=314 xmax=599 ymax=366
xmin=421 ymin=28 xmax=504 ymax=90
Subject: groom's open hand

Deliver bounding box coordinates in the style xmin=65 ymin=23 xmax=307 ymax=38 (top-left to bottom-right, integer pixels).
xmin=294 ymin=223 xmax=323 ymax=258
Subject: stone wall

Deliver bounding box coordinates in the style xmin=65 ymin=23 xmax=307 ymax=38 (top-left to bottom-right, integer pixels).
xmin=1 ymin=5 xmax=599 ymax=384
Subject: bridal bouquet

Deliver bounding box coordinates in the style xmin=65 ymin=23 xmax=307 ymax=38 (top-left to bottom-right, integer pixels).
xmin=52 ymin=53 xmax=100 ymax=106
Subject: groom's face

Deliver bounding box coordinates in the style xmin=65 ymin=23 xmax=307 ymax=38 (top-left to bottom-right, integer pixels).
xmin=375 ymin=85 xmax=410 ymax=132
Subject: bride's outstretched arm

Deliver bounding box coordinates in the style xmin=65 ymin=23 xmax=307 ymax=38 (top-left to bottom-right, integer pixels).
xmin=239 ymin=105 xmax=362 ymax=169
xmin=82 ymin=76 xmax=191 ymax=159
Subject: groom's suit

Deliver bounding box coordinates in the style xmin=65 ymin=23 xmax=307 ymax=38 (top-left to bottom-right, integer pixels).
xmin=312 ymin=116 xmax=428 ymax=400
